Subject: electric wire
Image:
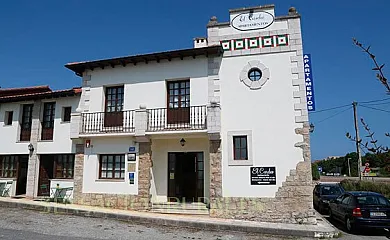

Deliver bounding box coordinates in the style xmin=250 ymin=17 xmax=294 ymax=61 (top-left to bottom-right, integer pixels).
xmin=360 ymin=97 xmax=390 ymax=104
xmin=315 ymin=107 xmax=352 ymax=124
xmin=309 ymin=104 xmax=351 ymax=114
xmin=360 ymin=105 xmax=390 ymax=114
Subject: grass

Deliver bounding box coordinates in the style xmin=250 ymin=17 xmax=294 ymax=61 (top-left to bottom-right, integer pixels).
xmin=341 ymin=179 xmax=390 ymax=198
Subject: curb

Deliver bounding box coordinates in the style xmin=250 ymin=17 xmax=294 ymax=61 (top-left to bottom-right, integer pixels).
xmin=0 ymin=200 xmax=338 ymax=238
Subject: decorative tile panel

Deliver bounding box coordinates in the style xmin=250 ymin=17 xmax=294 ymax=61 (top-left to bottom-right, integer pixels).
xmin=220 ymin=34 xmax=289 ymax=51
xmin=221 ymin=40 xmax=231 ymax=51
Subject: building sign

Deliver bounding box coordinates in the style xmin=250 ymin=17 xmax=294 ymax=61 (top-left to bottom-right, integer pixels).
xmin=231 ymin=11 xmax=274 ymax=31
xmin=250 ymin=167 xmax=276 ymax=185
xmin=304 ymin=54 xmax=316 ymax=111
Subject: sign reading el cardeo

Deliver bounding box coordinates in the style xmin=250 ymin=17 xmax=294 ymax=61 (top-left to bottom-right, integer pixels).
xmin=304 ymin=54 xmax=316 ymax=111
xmin=231 ymin=11 xmax=274 ymax=31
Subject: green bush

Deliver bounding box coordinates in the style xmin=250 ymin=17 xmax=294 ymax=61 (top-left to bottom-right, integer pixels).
xmin=340 ymin=179 xmax=390 ymax=198
xmin=312 ymin=163 xmax=320 ymax=181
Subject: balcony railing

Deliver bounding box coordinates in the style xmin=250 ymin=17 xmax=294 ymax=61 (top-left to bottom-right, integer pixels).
xmin=147 ymin=106 xmax=207 ymax=131
xmin=81 ymin=110 xmax=135 ymax=134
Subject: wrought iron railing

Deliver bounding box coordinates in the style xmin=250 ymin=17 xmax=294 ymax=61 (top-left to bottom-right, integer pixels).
xmin=147 ymin=106 xmax=207 ymax=131
xmin=81 ymin=110 xmax=135 ymax=134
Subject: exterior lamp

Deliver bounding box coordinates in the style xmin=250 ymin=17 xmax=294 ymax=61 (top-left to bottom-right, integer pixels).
xmin=180 ymin=138 xmax=186 ymax=147
xmin=309 ymin=123 xmax=315 ymax=133
xmin=28 ymin=143 xmax=34 ymax=152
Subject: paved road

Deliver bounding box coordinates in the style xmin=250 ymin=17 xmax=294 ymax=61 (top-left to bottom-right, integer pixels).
xmin=0 ymin=207 xmax=388 ymax=240
xmin=0 ymin=207 xmax=311 ymax=240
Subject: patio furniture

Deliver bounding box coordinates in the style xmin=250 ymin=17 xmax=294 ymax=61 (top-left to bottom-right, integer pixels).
xmin=51 ymin=186 xmax=73 ymax=204
xmin=0 ymin=181 xmax=13 ymax=197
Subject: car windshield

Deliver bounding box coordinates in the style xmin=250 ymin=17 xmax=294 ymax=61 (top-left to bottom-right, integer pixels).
xmin=356 ymin=195 xmax=390 ymax=206
xmin=321 ymin=186 xmax=342 ymax=195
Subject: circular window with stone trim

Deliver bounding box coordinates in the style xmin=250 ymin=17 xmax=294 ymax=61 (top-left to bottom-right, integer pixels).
xmin=239 ymin=61 xmax=270 ymax=90
xmin=248 ymin=68 xmax=262 ymax=81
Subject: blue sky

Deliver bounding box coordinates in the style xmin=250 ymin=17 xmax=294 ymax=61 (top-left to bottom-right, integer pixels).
xmin=0 ymin=0 xmax=389 ymax=160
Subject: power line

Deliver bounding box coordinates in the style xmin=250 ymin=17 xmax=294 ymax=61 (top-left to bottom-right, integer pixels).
xmin=364 ymin=99 xmax=390 ymax=106
xmin=360 ymin=104 xmax=390 ymax=114
xmin=360 ymin=97 xmax=390 ymax=104
xmin=310 ymin=104 xmax=350 ymax=114
xmin=315 ymin=107 xmax=352 ymax=124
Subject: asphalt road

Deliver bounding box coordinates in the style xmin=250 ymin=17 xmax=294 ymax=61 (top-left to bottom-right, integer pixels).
xmin=0 ymin=207 xmax=310 ymax=240
xmin=0 ymin=206 xmax=388 ymax=240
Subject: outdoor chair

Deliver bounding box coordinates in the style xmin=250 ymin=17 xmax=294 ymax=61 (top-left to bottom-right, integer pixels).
xmin=0 ymin=182 xmax=5 ymax=197
xmin=1 ymin=181 xmax=13 ymax=197
xmin=40 ymin=184 xmax=50 ymax=197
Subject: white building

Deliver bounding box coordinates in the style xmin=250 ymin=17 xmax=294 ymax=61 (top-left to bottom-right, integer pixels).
xmin=0 ymin=86 xmax=80 ymax=199
xmin=0 ymin=4 xmax=315 ymax=224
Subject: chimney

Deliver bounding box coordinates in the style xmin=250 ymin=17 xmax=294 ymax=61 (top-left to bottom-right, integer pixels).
xmin=194 ymin=37 xmax=208 ymax=48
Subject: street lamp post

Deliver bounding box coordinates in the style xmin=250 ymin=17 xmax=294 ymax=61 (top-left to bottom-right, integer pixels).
xmin=347 ymin=158 xmax=352 ymax=177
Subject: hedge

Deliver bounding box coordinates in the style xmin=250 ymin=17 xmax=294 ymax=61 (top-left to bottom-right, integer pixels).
xmin=340 ymin=179 xmax=390 ymax=198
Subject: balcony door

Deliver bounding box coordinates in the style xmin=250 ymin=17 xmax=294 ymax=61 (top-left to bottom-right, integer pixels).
xmin=167 ymin=80 xmax=190 ymax=124
xmin=104 ymin=86 xmax=124 ymax=127
xmin=20 ymin=104 xmax=33 ymax=141
xmin=41 ymin=102 xmax=55 ymax=140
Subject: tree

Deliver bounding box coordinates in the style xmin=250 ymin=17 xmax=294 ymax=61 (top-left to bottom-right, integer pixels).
xmin=353 ymin=38 xmax=389 ymax=93
xmin=312 ymin=163 xmax=320 ymax=180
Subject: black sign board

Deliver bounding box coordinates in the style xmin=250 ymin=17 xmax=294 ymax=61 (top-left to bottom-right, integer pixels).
xmin=251 ymin=167 xmax=276 ymax=185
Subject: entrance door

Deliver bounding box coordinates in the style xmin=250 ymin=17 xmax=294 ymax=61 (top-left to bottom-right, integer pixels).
xmin=16 ymin=156 xmax=28 ymax=195
xmin=167 ymin=152 xmax=204 ymax=202
xmin=38 ymin=155 xmax=54 ymax=196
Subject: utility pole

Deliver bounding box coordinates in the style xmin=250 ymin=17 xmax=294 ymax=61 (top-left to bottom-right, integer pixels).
xmin=347 ymin=158 xmax=351 ymax=177
xmin=352 ymin=102 xmax=363 ymax=180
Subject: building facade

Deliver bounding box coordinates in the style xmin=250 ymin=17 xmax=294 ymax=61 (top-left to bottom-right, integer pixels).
xmin=0 ymin=4 xmax=315 ymax=224
xmin=0 ymin=86 xmax=81 ymax=199
xmin=66 ymin=4 xmax=315 ymax=224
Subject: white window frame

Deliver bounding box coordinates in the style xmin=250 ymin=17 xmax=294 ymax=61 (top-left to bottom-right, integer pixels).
xmin=227 ymin=130 xmax=253 ymax=166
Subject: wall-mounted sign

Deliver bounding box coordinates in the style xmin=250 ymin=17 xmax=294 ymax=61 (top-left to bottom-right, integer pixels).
xmin=127 ymin=153 xmax=136 ymax=161
xmin=304 ymin=54 xmax=316 ymax=111
xmin=129 ymin=172 xmax=135 ymax=185
xmin=231 ymin=11 xmax=274 ymax=31
xmin=250 ymin=167 xmax=276 ymax=185
xmin=129 ymin=146 xmax=136 ymax=152
xmin=127 ymin=163 xmax=136 ymax=172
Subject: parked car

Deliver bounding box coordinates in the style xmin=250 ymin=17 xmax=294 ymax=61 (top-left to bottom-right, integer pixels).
xmin=329 ymin=191 xmax=390 ymax=232
xmin=313 ymin=183 xmax=344 ymax=214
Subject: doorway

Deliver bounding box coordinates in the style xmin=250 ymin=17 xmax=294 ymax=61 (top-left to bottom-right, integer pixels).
xmin=16 ymin=156 xmax=28 ymax=195
xmin=38 ymin=155 xmax=54 ymax=196
xmin=167 ymin=152 xmax=204 ymax=202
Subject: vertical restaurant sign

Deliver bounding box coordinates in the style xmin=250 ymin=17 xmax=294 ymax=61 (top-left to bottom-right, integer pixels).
xmin=303 ymin=54 xmax=315 ymax=111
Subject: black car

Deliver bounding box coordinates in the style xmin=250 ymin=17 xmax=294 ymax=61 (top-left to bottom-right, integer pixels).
xmin=313 ymin=183 xmax=344 ymax=214
xmin=329 ymin=191 xmax=390 ymax=232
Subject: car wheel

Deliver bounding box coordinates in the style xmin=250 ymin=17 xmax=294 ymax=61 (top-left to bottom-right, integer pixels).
xmin=345 ymin=217 xmax=355 ymax=233
xmin=329 ymin=209 xmax=333 ymax=219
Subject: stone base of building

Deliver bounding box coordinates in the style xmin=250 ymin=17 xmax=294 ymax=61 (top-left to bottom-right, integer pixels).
xmin=209 ymin=161 xmax=316 ymax=225
xmin=73 ymin=193 xmax=151 ymax=211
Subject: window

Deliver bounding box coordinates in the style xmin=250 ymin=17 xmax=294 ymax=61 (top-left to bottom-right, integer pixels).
xmin=20 ymin=104 xmax=33 ymax=141
xmin=167 ymin=80 xmax=190 ymax=109
xmin=105 ymin=86 xmax=124 ymax=112
xmin=0 ymin=156 xmax=18 ymax=178
xmin=228 ymin=130 xmax=253 ymax=166
xmin=54 ymin=155 xmax=74 ymax=179
xmin=233 ymin=136 xmax=248 ymax=160
xmin=357 ymin=195 xmax=390 ymax=206
xmin=4 ymin=111 xmax=13 ymax=125
xmin=41 ymin=102 xmax=55 ymax=140
xmin=99 ymin=154 xmax=125 ymax=179
xmin=342 ymin=196 xmax=351 ymax=205
xmin=248 ymin=68 xmax=262 ymax=81
xmin=104 ymin=86 xmax=124 ymax=127
xmin=62 ymin=107 xmax=72 ymax=122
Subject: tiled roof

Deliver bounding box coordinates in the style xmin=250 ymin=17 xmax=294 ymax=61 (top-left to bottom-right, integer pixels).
xmin=0 ymin=85 xmax=52 ymax=97
xmin=0 ymin=86 xmax=81 ymax=103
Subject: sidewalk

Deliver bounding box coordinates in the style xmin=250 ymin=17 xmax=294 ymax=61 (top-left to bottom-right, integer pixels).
xmin=0 ymin=197 xmax=339 ymax=238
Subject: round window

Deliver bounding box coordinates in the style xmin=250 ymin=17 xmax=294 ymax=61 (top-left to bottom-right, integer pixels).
xmin=248 ymin=68 xmax=262 ymax=81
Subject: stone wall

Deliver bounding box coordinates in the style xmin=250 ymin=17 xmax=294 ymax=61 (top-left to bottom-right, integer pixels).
xmin=73 ymin=142 xmax=152 ymax=211
xmin=209 ymin=160 xmax=316 ymax=224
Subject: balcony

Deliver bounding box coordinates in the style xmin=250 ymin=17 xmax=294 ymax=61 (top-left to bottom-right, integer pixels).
xmin=80 ymin=110 xmax=135 ymax=134
xmin=147 ymin=106 xmax=207 ymax=132
xmin=77 ymin=105 xmax=207 ymax=136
